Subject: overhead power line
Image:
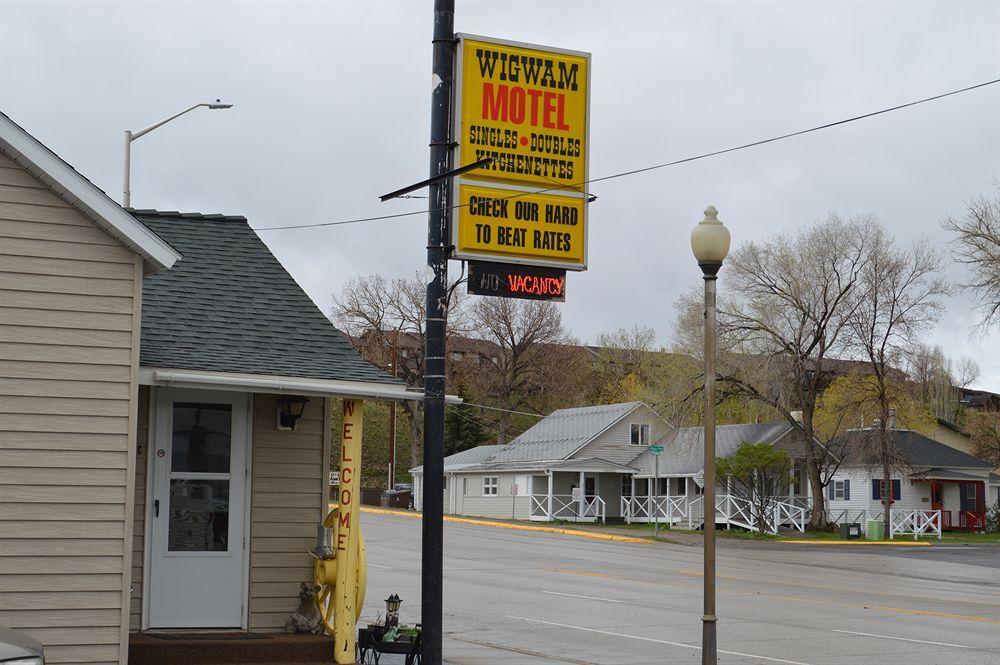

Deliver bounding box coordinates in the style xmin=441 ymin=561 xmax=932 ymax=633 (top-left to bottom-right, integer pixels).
xmin=253 ymin=78 xmax=999 ymax=232
xmin=449 ymin=401 xmax=546 ymax=418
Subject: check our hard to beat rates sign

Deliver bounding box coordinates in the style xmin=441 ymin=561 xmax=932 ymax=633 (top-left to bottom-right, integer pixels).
xmin=453 ymin=35 xmax=590 ymax=271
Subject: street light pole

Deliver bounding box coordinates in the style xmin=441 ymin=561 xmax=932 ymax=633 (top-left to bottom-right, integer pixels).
xmin=422 ymin=1 xmax=455 ymax=663
xmin=122 ymin=100 xmax=233 ymax=207
xmin=690 ymin=205 xmax=730 ymax=665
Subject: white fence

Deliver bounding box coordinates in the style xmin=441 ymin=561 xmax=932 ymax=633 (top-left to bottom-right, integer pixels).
xmin=529 ymin=494 xmax=606 ymax=522
xmin=622 ymin=494 xmax=806 ymax=534
xmin=827 ymin=508 xmax=942 ymax=540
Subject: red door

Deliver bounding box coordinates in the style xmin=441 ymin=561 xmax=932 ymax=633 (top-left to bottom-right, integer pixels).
xmin=585 ymin=477 xmax=596 ymax=497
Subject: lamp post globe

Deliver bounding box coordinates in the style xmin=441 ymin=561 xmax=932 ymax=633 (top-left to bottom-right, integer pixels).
xmin=690 ymin=205 xmax=731 ymax=275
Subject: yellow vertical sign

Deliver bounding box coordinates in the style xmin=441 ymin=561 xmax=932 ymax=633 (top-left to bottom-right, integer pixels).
xmin=333 ymin=399 xmax=363 ymax=664
xmin=454 ymin=34 xmax=590 ymax=270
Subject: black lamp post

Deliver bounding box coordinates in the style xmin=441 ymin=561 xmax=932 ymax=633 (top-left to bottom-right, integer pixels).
xmin=276 ymin=396 xmax=309 ymax=431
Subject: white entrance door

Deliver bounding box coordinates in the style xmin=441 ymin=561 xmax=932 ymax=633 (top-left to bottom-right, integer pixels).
xmin=148 ymin=389 xmax=249 ymax=628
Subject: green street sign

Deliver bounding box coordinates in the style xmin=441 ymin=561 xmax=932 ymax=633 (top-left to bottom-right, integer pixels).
xmin=649 ymin=445 xmax=664 ymax=456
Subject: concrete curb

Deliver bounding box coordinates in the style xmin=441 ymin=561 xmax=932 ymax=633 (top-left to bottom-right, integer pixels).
xmin=781 ymin=539 xmax=932 ymax=546
xmin=358 ymin=506 xmax=653 ymax=545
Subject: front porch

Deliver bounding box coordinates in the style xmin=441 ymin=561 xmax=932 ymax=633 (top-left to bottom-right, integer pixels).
xmin=917 ymin=472 xmax=988 ymax=531
xmin=526 ymin=460 xmax=637 ymax=523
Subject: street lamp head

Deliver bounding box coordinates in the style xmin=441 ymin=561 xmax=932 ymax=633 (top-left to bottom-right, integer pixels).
xmin=207 ymin=100 xmax=234 ymax=109
xmin=690 ymin=205 xmax=730 ymax=276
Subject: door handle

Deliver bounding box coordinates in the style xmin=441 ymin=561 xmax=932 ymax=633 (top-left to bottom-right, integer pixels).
xmin=154 ymin=499 xmax=160 ymax=518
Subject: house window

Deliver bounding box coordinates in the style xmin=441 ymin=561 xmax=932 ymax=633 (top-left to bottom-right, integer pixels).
xmin=829 ymin=479 xmax=850 ymax=501
xmin=483 ymin=476 xmax=498 ymax=496
xmin=463 ymin=478 xmax=468 ymax=496
xmin=621 ymin=475 xmax=632 ymax=497
xmin=791 ymin=468 xmax=804 ymax=495
xmin=872 ymin=479 xmax=901 ymax=503
xmin=630 ymin=424 xmax=650 ymax=445
xmin=677 ymin=477 xmax=687 ymax=495
xmin=658 ymin=478 xmax=669 ymax=495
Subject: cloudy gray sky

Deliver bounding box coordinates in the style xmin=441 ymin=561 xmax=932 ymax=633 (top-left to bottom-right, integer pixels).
xmin=1 ymin=0 xmax=997 ymax=391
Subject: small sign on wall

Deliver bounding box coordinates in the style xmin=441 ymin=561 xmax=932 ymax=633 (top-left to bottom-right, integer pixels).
xmin=330 ymin=471 xmax=340 ymax=486
xmin=512 ymin=483 xmax=519 ymax=496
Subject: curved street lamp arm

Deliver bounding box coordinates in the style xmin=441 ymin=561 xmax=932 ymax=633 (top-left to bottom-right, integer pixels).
xmin=129 ymin=103 xmax=207 ymax=141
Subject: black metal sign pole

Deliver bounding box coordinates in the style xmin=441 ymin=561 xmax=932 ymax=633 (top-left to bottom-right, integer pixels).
xmin=422 ymin=1 xmax=454 ymax=663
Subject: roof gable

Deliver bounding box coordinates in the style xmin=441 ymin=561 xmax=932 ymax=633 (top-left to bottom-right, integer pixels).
xmin=486 ymin=402 xmax=645 ymax=464
xmin=0 ymin=112 xmax=179 ymax=273
xmin=136 ymin=211 xmax=398 ymax=385
xmin=632 ymin=422 xmax=793 ymax=476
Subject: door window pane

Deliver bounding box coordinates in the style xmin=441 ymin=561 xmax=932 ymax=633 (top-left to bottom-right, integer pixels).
xmin=169 ymin=479 xmax=230 ymax=551
xmin=172 ymin=403 xmax=232 ymax=473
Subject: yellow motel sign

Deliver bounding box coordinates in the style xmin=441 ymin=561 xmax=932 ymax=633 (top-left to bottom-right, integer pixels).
xmin=453 ymin=34 xmax=590 ymax=270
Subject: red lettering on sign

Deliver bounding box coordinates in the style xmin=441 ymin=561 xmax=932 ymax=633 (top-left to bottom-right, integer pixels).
xmin=340 ymin=488 xmax=351 ymax=505
xmin=343 ymin=422 xmax=353 ymax=440
xmin=344 ymin=401 xmax=356 ymax=417
xmin=339 ymin=512 xmax=350 ymax=529
xmin=337 ymin=532 xmax=347 ymax=551
xmin=342 ymin=467 xmax=353 ymax=485
xmin=506 ymin=274 xmax=565 ymax=297
xmin=481 ymin=82 xmax=571 ymax=131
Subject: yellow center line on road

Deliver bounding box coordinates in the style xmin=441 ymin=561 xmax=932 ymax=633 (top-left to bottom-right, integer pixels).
xmin=674 ymin=569 xmax=1000 ymax=609
xmin=358 ymin=505 xmax=654 ymax=544
xmin=545 ymin=568 xmax=1000 ymax=624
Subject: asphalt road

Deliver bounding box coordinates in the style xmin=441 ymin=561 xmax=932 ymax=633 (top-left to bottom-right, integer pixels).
xmin=357 ymin=512 xmax=1000 ymax=665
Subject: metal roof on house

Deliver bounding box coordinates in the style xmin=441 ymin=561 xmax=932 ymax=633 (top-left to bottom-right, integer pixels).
xmin=411 ymin=445 xmax=501 ymax=473
xmin=486 ymin=402 xmax=645 ymax=464
xmin=832 ymin=429 xmax=994 ymax=469
xmin=136 ymin=211 xmax=400 ymax=385
xmin=990 ymin=473 xmax=1000 ymax=485
xmin=631 ymin=422 xmax=793 ymax=477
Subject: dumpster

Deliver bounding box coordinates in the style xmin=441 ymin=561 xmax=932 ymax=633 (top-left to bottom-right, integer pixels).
xmin=865 ymin=519 xmax=884 ymax=541
xmin=838 ymin=523 xmax=862 ymax=540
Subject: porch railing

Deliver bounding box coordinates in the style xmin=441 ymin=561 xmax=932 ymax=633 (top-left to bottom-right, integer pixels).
xmin=529 ymin=494 xmax=606 ymax=522
xmin=621 ymin=495 xmax=689 ymax=524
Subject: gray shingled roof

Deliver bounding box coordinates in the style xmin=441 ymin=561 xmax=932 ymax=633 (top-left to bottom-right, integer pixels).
xmin=487 ymin=402 xmax=644 ymax=463
xmin=136 ymin=211 xmax=400 ymax=385
xmin=832 ymin=429 xmax=994 ymax=469
xmin=631 ymin=422 xmax=793 ymax=477
xmin=912 ymin=468 xmax=990 ymax=481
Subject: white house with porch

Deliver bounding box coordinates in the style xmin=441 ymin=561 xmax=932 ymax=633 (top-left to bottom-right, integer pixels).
xmin=623 ymin=422 xmax=813 ymax=532
xmin=411 ymin=402 xmax=671 ymax=522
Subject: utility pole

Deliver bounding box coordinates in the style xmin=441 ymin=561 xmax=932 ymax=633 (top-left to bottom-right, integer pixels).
xmin=422 ymin=1 xmax=455 ymax=663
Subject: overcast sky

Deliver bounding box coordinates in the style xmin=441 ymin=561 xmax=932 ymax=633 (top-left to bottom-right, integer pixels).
xmin=1 ymin=0 xmax=997 ymax=392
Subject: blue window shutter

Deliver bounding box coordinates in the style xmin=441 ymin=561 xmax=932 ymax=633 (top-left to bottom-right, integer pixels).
xmin=844 ymin=480 xmax=850 ymax=501
xmin=828 ymin=483 xmax=835 ymax=500
xmin=872 ymin=479 xmax=881 ymax=500
xmin=892 ymin=479 xmax=901 ymax=501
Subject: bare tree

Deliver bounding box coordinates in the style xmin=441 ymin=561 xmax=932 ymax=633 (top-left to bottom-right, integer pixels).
xmin=333 ymin=271 xmax=468 ymax=466
xmin=848 ymin=226 xmax=950 ymax=527
xmin=469 ymin=298 xmax=576 ymax=444
xmin=907 ymin=344 xmax=980 ymax=422
xmin=676 ymin=214 xmax=871 ymax=529
xmin=943 ymin=188 xmax=1000 ymax=330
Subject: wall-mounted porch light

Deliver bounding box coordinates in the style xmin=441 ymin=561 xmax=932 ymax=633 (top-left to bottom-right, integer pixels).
xmin=276 ymin=396 xmax=309 ymax=431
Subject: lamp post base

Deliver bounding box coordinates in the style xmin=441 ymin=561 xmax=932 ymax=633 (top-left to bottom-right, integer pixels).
xmin=701 ymin=614 xmax=717 ymax=665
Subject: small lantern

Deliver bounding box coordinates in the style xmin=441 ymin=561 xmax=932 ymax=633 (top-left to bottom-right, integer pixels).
xmin=384 ymin=594 xmax=402 ymax=627
xmin=276 ymin=396 xmax=309 ymax=431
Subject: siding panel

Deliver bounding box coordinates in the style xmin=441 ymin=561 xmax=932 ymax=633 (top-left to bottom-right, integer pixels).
xmin=0 ymin=168 xmax=140 ymax=665
xmin=248 ymin=394 xmax=326 ymax=632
